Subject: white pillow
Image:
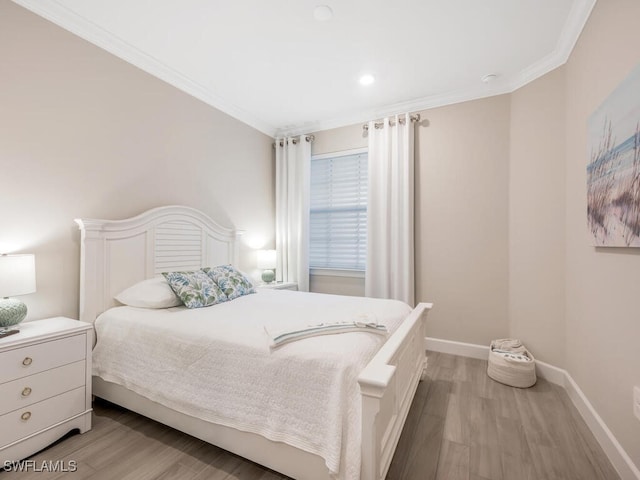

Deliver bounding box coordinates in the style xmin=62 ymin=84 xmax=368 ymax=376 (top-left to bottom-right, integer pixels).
xmin=115 ymin=277 xmax=182 ymax=309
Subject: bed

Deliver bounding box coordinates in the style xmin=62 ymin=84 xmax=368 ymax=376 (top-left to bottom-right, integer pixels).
xmin=76 ymin=205 xmax=432 ymax=480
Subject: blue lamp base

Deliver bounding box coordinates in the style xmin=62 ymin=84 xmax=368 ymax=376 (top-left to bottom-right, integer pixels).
xmin=261 ymin=270 xmax=275 ymax=284
xmin=0 ymin=297 xmax=27 ymax=330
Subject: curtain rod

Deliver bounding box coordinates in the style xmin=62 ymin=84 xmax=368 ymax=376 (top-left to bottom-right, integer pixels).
xmin=273 ymin=135 xmax=315 ymax=148
xmin=362 ymin=113 xmax=421 ymax=131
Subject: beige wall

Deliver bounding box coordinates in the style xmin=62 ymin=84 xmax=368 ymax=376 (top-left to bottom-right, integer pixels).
xmin=5 ymin=0 xmax=640 ymax=469
xmin=416 ymin=97 xmax=511 ymax=344
xmin=312 ymin=2 xmax=640 ymax=468
xmin=0 ymin=2 xmax=274 ymax=321
xmin=312 ymin=123 xmax=367 ymax=155
xmin=309 ymin=274 xmax=365 ymax=297
xmin=507 ymin=2 xmax=640 ymax=467
xmin=509 ymin=67 xmax=566 ymax=367
xmin=564 ymin=0 xmax=640 ymax=467
xmin=311 ymin=97 xmax=512 ymax=343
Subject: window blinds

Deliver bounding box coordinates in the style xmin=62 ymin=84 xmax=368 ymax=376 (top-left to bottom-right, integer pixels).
xmin=310 ymin=151 xmax=367 ymax=271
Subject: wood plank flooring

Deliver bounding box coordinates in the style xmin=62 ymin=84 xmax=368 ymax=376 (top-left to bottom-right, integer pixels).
xmin=388 ymin=352 xmax=619 ymax=480
xmin=3 ymin=351 xmax=619 ymax=479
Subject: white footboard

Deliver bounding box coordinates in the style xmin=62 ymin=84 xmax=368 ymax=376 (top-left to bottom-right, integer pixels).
xmin=358 ymin=302 xmax=433 ymax=480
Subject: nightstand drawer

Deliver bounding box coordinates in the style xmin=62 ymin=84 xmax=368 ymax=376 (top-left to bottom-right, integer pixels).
xmin=0 ymin=386 xmax=85 ymax=447
xmin=0 ymin=361 xmax=85 ymax=415
xmin=0 ymin=334 xmax=86 ymax=384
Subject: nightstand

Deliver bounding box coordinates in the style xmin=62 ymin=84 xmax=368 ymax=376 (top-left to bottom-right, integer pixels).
xmin=0 ymin=317 xmax=93 ymax=463
xmin=258 ymin=282 xmax=298 ymax=291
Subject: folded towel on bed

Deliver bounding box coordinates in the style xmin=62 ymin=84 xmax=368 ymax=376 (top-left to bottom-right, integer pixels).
xmin=266 ymin=314 xmax=388 ymax=349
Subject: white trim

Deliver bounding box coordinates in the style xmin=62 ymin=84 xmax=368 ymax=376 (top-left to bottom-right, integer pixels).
xmin=75 ymin=205 xmax=241 ymax=323
xmin=279 ymin=85 xmax=514 ymax=137
xmin=534 ymin=359 xmax=567 ymax=387
xmin=311 ymin=147 xmax=368 ymax=160
xmin=279 ymin=0 xmax=596 ymax=136
xmin=424 ymin=337 xmax=489 ymax=360
xmin=11 ymin=0 xmax=276 ymax=137
xmin=424 ymin=336 xmax=640 ymax=480
xmin=310 ymin=268 xmax=365 ymax=279
xmin=12 ymin=0 xmax=595 ymax=138
xmin=564 ymin=375 xmax=640 ymax=480
xmin=555 ymin=0 xmax=597 ymax=62
xmin=277 ymin=0 xmax=594 ymax=138
xmin=506 ymin=0 xmax=596 ymax=92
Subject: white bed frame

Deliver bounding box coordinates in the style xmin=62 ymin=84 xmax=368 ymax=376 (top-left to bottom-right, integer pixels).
xmin=75 ymin=205 xmax=432 ymax=480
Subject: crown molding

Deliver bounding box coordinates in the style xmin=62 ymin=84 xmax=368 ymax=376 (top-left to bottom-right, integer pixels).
xmin=282 ymin=0 xmax=597 ymax=136
xmin=11 ymin=0 xmax=277 ymax=137
xmin=507 ymin=0 xmax=596 ymax=91
xmin=276 ymin=82 xmax=514 ymax=137
xmin=13 ymin=0 xmax=595 ymax=139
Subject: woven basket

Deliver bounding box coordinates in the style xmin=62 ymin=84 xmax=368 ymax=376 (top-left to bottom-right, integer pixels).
xmin=487 ymin=339 xmax=536 ymax=388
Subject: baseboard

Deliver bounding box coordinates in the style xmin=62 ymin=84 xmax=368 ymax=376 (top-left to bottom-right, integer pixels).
xmin=563 ymin=374 xmax=640 ymax=480
xmin=533 ymin=359 xmax=566 ymax=386
xmin=424 ymin=337 xmax=489 ymax=360
xmin=424 ymin=337 xmax=640 ymax=480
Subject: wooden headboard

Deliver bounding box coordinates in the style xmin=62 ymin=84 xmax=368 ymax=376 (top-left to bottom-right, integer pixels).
xmin=75 ymin=205 xmax=242 ymax=323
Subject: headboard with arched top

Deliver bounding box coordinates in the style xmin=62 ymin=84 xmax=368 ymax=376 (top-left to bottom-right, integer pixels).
xmin=75 ymin=205 xmax=242 ymax=323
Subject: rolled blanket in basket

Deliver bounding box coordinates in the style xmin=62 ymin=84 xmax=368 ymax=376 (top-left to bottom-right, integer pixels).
xmin=491 ymin=338 xmax=527 ymax=354
xmin=487 ymin=339 xmax=536 ymax=388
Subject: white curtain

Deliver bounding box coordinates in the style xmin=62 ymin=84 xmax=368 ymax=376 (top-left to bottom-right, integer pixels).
xmin=365 ymin=113 xmax=415 ymax=305
xmin=275 ymin=136 xmax=311 ymax=292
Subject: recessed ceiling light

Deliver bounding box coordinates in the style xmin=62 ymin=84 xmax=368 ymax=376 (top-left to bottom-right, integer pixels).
xmin=481 ymin=73 xmax=497 ymax=83
xmin=313 ymin=5 xmax=333 ymax=21
xmin=359 ymin=74 xmax=375 ymax=86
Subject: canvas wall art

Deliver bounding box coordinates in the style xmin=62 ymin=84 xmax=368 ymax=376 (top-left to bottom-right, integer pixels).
xmin=587 ymin=64 xmax=640 ymax=247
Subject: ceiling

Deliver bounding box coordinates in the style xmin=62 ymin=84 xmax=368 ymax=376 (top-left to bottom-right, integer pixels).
xmin=13 ymin=0 xmax=595 ymax=137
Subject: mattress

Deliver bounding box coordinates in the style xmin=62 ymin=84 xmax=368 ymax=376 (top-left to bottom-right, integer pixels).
xmin=92 ymin=289 xmax=411 ymax=480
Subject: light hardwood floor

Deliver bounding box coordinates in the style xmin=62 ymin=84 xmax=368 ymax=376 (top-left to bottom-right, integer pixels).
xmin=3 ymin=351 xmax=619 ymax=479
xmin=389 ymin=352 xmax=619 ymax=480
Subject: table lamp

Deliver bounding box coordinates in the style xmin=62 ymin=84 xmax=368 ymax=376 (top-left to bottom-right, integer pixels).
xmin=257 ymin=249 xmax=276 ymax=284
xmin=0 ymin=254 xmax=36 ymax=333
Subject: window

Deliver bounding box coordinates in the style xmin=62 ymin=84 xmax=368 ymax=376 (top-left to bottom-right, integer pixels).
xmin=309 ymin=148 xmax=367 ymax=272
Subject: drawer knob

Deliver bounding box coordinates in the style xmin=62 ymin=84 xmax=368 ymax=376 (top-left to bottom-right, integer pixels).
xmin=20 ymin=411 xmax=31 ymax=421
xmin=22 ymin=387 xmax=32 ymax=397
xmin=22 ymin=357 xmax=33 ymax=366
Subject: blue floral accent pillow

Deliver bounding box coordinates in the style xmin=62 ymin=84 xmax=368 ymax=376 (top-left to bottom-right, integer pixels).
xmin=162 ymin=270 xmax=227 ymax=308
xmin=203 ymin=265 xmax=256 ymax=301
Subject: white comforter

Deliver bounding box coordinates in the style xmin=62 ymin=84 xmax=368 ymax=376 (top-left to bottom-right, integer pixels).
xmin=92 ymin=289 xmax=411 ymax=480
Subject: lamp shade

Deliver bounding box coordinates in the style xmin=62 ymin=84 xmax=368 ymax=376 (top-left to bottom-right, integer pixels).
xmin=256 ymin=249 xmax=276 ymax=270
xmin=0 ymin=254 xmax=36 ymax=298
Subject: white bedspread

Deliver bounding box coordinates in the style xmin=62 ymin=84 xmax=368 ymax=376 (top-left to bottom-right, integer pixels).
xmin=92 ymin=289 xmax=411 ymax=480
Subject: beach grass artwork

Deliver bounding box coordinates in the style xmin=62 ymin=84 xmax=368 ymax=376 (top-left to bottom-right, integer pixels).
xmin=587 ymin=64 xmax=640 ymax=247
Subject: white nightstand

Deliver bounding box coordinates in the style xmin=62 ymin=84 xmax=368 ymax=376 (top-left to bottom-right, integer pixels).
xmin=258 ymin=282 xmax=298 ymax=291
xmin=0 ymin=317 xmax=93 ymax=463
